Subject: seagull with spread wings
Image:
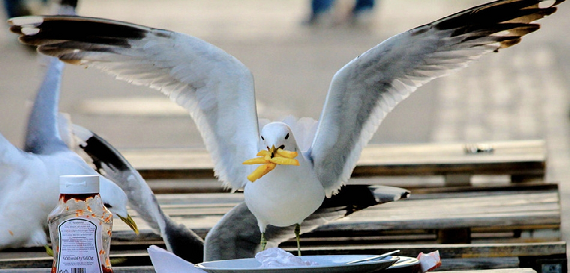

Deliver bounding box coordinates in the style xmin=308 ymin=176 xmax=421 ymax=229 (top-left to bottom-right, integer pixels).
xmin=9 ymin=0 xmax=564 ymax=255
xmin=72 ymin=123 xmax=410 ymax=263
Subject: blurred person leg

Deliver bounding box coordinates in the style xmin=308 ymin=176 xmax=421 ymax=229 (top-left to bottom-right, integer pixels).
xmin=351 ymin=0 xmax=376 ymax=26
xmin=3 ymin=0 xmax=30 ymax=18
xmin=304 ymin=0 xmax=335 ymax=25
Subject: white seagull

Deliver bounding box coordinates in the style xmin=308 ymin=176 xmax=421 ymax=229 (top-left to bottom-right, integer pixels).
xmin=0 ymin=1 xmax=138 ymax=246
xmin=0 ymin=0 xmax=137 ymax=250
xmin=0 ymin=55 xmax=138 ymax=249
xmin=70 ymin=123 xmax=409 ymax=262
xmin=9 ymin=0 xmax=564 ymax=254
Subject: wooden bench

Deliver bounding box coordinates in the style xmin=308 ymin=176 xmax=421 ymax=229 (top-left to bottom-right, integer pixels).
xmin=122 ymin=140 xmax=546 ymax=188
xmin=0 ymin=140 xmax=559 ymax=272
xmin=0 ymin=241 xmax=563 ymax=272
xmin=105 ymin=183 xmax=560 ymax=244
xmin=0 ymin=183 xmax=563 ymax=271
xmin=117 ymin=182 xmax=564 ymax=271
xmin=2 ymin=182 xmax=561 ymax=271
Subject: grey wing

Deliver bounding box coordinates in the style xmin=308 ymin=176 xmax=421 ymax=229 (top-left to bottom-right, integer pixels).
xmin=24 ymin=57 xmax=68 ymax=154
xmin=24 ymin=0 xmax=84 ymax=155
xmin=72 ymin=125 xmax=205 ymax=263
xmin=204 ymin=202 xmax=340 ymax=261
xmin=10 ymin=16 xmax=259 ymax=191
xmin=204 ymin=185 xmax=409 ymax=261
xmin=310 ymin=0 xmax=563 ymax=196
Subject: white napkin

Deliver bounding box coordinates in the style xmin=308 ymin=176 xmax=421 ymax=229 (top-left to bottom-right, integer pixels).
xmin=417 ymin=250 xmax=441 ymax=272
xmin=147 ymin=245 xmax=207 ymax=273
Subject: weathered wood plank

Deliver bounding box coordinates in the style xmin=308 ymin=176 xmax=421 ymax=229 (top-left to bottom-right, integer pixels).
xmin=291 ymin=242 xmax=567 ymax=258
xmin=2 ymin=242 xmax=560 ymax=271
xmin=445 ymin=269 xmax=536 ymax=273
xmin=0 ymin=252 xmax=153 ymax=269
xmin=1 ymin=242 xmax=562 ymax=269
xmin=121 ymin=140 xmax=546 ymax=180
xmin=112 ymin=189 xmax=560 ymax=240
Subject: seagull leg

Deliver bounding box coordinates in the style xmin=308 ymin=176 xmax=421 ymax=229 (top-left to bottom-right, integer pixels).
xmin=295 ymin=223 xmax=301 ymax=256
xmin=260 ymin=232 xmax=267 ymax=251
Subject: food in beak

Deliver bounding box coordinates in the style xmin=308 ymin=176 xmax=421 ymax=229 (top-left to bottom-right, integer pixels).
xmin=243 ymin=148 xmax=299 ymax=182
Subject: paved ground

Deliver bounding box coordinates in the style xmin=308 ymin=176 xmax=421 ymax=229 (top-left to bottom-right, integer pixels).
xmin=1 ymin=0 xmax=570 ymax=263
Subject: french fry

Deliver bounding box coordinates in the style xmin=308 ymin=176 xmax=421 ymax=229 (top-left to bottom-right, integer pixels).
xmin=243 ymin=157 xmax=268 ymax=165
xmin=244 ymin=148 xmax=300 ymax=182
xmin=257 ymin=150 xmax=271 ymax=157
xmin=269 ymin=157 xmax=300 ymax=166
xmin=247 ymin=163 xmax=276 ymax=182
xmin=276 ymin=148 xmax=298 ymax=159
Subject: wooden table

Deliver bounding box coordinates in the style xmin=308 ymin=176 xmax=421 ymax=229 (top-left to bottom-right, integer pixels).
xmin=0 ymin=140 xmax=561 ymax=272
xmin=109 ymin=183 xmax=561 ymax=245
xmin=1 ymin=183 xmax=563 ymax=271
xmin=122 ymin=140 xmax=546 ymax=187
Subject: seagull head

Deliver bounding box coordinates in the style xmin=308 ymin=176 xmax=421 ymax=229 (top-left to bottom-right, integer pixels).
xmin=243 ymin=122 xmax=300 ymax=182
xmin=260 ymin=122 xmax=298 ymax=156
xmin=99 ymin=177 xmax=139 ymax=234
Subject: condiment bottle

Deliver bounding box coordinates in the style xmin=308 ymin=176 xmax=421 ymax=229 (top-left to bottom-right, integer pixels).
xmin=48 ymin=175 xmax=114 ymax=273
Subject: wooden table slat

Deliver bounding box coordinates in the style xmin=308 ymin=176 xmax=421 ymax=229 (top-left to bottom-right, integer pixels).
xmin=113 ymin=189 xmax=561 ymax=237
xmin=121 ymin=140 xmax=546 ymax=180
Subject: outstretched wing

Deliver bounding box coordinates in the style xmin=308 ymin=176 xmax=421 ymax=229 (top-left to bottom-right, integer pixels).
xmin=72 ymin=125 xmax=205 ymax=263
xmin=24 ymin=57 xmax=68 ymax=154
xmin=24 ymin=0 xmax=78 ymax=154
xmin=309 ymin=0 xmax=563 ymax=196
xmin=10 ymin=16 xmax=259 ymax=191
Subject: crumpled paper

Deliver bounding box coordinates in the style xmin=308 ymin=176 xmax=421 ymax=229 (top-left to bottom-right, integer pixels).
xmin=255 ymin=248 xmax=318 ymax=268
xmin=147 ymin=245 xmax=206 ymax=273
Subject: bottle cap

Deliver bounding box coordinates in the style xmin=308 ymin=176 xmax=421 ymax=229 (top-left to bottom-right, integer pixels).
xmin=60 ymin=175 xmax=99 ymax=194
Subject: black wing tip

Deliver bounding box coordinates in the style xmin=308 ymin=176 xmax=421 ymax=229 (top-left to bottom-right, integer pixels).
xmin=9 ymin=25 xmax=22 ymax=34
xmin=434 ymin=0 xmax=563 ymax=33
xmin=9 ymin=15 xmax=149 ymax=49
xmin=320 ymin=184 xmax=410 ymax=216
xmin=424 ymin=0 xmax=564 ymax=52
xmin=80 ymin=133 xmax=131 ymax=172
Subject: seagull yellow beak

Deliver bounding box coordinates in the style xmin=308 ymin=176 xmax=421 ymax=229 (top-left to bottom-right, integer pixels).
xmin=119 ymin=214 xmax=139 ymax=234
xmin=243 ymin=146 xmax=299 ymax=182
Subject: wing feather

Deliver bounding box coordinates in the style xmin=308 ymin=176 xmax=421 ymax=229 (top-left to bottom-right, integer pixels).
xmin=310 ymin=0 xmax=563 ymax=196
xmin=10 ymin=16 xmax=259 ymax=190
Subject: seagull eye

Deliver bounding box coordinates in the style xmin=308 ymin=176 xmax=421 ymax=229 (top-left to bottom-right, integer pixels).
xmin=261 ymin=136 xmax=264 ymax=140
xmin=285 ymin=133 xmax=289 ymax=140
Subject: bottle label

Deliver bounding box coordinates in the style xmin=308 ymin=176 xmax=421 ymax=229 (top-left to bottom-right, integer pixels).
xmin=55 ymin=218 xmax=103 ymax=273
